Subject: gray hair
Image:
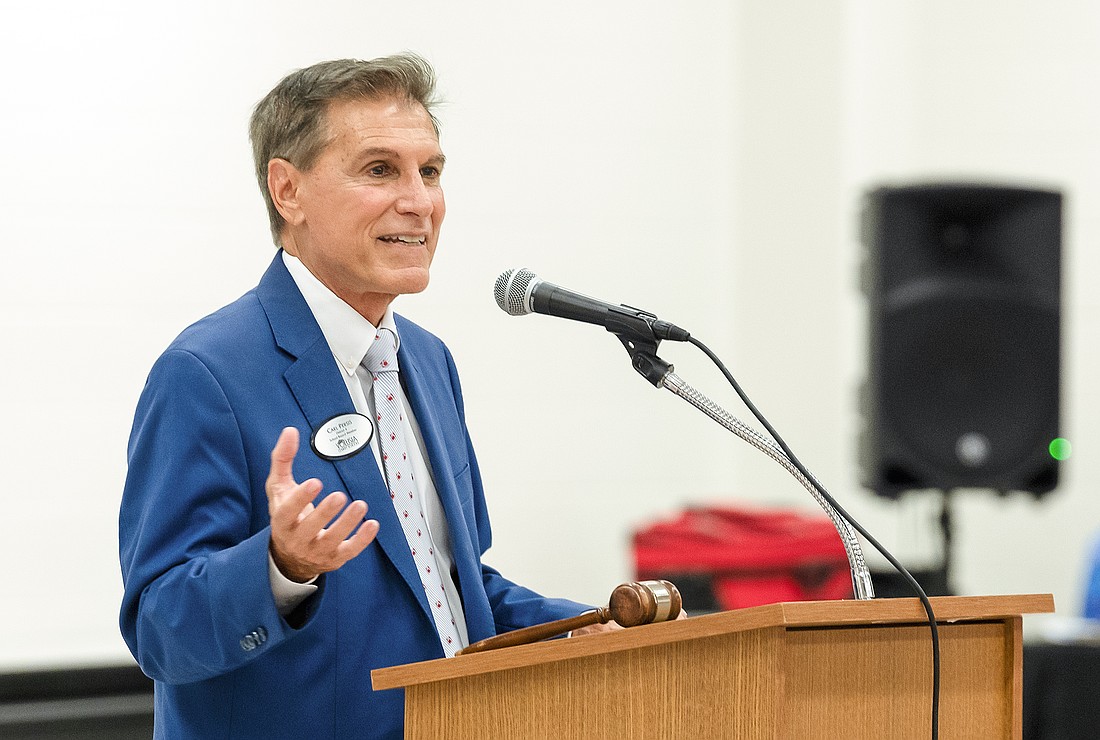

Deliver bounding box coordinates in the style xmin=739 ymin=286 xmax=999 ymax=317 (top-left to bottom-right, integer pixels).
xmin=249 ymin=52 xmax=442 ymax=245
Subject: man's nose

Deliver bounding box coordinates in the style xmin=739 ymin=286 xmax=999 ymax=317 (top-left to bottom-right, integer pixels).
xmin=395 ymin=174 xmax=435 ymax=216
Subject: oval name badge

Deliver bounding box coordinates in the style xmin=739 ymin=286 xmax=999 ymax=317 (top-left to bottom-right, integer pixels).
xmin=310 ymin=413 xmax=373 ymax=461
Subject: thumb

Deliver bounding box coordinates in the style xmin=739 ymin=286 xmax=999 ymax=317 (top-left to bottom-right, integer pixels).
xmin=267 ymin=427 xmax=301 ymax=492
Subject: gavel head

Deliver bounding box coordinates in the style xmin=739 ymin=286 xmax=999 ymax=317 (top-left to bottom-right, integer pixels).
xmin=608 ymin=580 xmax=682 ymax=628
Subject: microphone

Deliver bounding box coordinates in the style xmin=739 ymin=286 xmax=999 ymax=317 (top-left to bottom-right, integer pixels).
xmin=493 ymin=268 xmax=690 ymax=342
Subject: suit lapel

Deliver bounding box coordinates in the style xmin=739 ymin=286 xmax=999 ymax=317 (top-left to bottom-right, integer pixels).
xmin=256 ymin=254 xmax=431 ymax=617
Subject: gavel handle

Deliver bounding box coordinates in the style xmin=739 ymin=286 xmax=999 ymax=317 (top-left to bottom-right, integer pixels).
xmin=457 ymin=606 xmax=611 ymax=655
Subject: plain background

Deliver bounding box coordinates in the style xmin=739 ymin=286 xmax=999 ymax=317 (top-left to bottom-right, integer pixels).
xmin=1 ymin=0 xmax=1097 ymax=670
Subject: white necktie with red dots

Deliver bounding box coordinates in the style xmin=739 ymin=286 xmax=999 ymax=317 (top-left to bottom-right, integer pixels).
xmin=363 ymin=328 xmax=462 ymax=657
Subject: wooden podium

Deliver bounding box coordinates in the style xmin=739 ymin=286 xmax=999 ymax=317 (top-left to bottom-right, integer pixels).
xmin=372 ymin=594 xmax=1053 ymax=739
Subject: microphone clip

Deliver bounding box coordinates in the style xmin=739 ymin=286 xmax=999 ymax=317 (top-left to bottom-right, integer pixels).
xmin=608 ymin=306 xmax=674 ymax=388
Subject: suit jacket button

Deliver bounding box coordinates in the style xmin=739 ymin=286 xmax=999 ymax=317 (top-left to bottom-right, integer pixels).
xmin=240 ymin=627 xmax=267 ymax=651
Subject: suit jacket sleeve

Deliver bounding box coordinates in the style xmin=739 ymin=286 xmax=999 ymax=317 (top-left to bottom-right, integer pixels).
xmin=118 ymin=348 xmax=320 ymax=685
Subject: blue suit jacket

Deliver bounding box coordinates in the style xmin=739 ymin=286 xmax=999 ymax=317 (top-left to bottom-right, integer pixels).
xmin=119 ymin=253 xmax=587 ymax=739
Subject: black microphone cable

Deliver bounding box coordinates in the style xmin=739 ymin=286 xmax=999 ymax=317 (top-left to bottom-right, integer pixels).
xmin=685 ymin=334 xmax=941 ymax=740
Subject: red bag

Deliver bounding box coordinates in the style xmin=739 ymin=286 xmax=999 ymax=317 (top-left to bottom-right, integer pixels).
xmin=633 ymin=506 xmax=853 ymax=611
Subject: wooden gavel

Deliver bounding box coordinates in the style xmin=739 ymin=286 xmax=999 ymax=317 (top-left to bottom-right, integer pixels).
xmin=458 ymin=579 xmax=681 ymax=655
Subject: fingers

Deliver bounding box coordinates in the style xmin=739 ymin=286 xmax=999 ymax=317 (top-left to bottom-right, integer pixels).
xmin=570 ymin=620 xmax=624 ymax=638
xmin=313 ymin=501 xmax=379 ymax=564
xmin=335 ymin=516 xmax=380 ymax=562
xmin=270 ymin=494 xmax=378 ymax=582
xmin=266 ymin=426 xmax=331 ymax=532
xmin=266 ymin=426 xmax=378 ymax=581
xmin=317 ymin=497 xmax=366 ymax=541
xmin=269 ymin=478 xmax=323 ymax=532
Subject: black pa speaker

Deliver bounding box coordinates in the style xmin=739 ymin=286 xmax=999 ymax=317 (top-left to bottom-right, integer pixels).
xmin=859 ymin=183 xmax=1062 ymax=499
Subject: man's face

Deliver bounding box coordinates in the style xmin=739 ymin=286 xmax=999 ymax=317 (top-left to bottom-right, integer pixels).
xmin=279 ymin=96 xmax=446 ymax=323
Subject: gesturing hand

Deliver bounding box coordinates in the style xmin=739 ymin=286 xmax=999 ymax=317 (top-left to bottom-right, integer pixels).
xmin=266 ymin=426 xmax=380 ymax=583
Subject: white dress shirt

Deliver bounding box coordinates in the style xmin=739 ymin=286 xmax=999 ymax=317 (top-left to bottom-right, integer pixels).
xmin=268 ymin=252 xmax=469 ymax=647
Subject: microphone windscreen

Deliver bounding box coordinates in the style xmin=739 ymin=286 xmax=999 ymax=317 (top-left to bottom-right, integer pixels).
xmin=494 ymin=267 xmax=538 ymax=316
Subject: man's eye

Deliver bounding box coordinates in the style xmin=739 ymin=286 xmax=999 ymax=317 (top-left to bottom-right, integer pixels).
xmin=368 ymin=164 xmax=391 ymax=176
xmin=420 ymin=166 xmax=441 ymax=178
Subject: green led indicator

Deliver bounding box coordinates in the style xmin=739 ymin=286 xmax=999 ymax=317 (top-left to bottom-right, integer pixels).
xmin=1049 ymin=438 xmax=1072 ymax=461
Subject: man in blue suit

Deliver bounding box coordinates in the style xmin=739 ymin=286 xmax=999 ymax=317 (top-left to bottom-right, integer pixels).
xmin=119 ymin=54 xmax=598 ymax=738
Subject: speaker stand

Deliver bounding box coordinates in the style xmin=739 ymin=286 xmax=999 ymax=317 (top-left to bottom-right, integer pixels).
xmin=935 ymin=488 xmax=956 ymax=596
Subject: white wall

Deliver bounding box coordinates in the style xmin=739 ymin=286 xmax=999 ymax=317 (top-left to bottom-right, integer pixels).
xmin=1 ymin=0 xmax=1095 ymax=670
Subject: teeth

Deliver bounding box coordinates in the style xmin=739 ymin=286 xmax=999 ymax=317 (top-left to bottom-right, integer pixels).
xmin=381 ymin=235 xmax=425 ymax=244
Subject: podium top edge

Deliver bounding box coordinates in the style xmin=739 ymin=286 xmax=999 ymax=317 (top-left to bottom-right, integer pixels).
xmin=371 ymin=593 xmax=1053 ymax=691
xmin=772 ymin=592 xmax=1054 ymax=625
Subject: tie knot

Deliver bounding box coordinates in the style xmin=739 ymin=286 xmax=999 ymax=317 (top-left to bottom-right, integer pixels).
xmin=363 ymin=328 xmax=399 ymax=374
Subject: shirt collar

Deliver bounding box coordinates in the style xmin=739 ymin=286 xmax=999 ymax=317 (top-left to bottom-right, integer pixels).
xmin=282 ymin=251 xmax=400 ymax=376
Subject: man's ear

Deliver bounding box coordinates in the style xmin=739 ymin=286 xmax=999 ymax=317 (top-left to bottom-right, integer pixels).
xmin=268 ymin=158 xmax=305 ymax=226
